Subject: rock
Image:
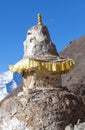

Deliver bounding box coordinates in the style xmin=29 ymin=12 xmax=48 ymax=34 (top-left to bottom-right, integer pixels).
xmin=60 ymin=36 xmax=85 ymax=107
xmin=60 ymin=36 xmax=85 ymax=86
xmin=0 ymin=87 xmax=85 ymax=130
xmin=74 ymin=122 xmax=85 ymax=130
xmin=65 ymin=124 xmax=74 ymax=130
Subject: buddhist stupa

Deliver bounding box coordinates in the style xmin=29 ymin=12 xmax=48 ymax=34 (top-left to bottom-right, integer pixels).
xmin=0 ymin=14 xmax=85 ymax=130
xmin=9 ymin=13 xmax=74 ymax=89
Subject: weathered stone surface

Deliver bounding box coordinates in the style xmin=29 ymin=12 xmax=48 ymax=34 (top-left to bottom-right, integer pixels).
xmin=65 ymin=124 xmax=74 ymax=130
xmin=23 ymin=73 xmax=62 ymax=91
xmin=0 ymin=87 xmax=85 ymax=130
xmin=74 ymin=122 xmax=85 ymax=130
xmin=23 ymin=24 xmax=58 ymax=57
xmin=66 ymin=83 xmax=85 ymax=105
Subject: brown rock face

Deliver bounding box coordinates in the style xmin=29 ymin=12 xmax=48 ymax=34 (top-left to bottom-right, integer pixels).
xmin=60 ymin=35 xmax=85 ymax=104
xmin=60 ymin=35 xmax=85 ymax=86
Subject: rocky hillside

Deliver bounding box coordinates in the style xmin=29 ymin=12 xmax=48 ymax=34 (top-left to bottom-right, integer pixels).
xmin=60 ymin=36 xmax=85 ymax=95
xmin=60 ymin=36 xmax=85 ymax=130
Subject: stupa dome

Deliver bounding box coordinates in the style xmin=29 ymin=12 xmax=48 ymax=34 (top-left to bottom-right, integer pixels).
xmin=24 ymin=24 xmax=58 ymax=57
xmin=23 ymin=13 xmax=58 ymax=57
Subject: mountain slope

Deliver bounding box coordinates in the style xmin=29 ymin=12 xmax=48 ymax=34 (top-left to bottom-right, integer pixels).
xmin=0 ymin=71 xmax=23 ymax=101
xmin=60 ymin=35 xmax=85 ymax=86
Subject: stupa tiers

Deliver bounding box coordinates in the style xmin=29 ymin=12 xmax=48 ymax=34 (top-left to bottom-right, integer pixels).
xmin=9 ymin=14 xmax=74 ymax=79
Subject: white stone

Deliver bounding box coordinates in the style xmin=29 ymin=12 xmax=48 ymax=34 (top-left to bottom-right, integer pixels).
xmin=0 ymin=118 xmax=29 ymax=130
xmin=23 ymin=24 xmax=57 ymax=57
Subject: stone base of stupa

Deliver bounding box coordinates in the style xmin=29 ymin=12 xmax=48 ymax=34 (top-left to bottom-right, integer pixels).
xmin=0 ymin=85 xmax=85 ymax=130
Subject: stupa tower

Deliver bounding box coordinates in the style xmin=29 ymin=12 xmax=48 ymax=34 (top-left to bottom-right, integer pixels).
xmin=9 ymin=13 xmax=74 ymax=91
xmin=0 ymin=14 xmax=85 ymax=130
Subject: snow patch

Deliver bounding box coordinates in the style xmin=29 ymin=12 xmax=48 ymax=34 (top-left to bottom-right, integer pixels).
xmin=0 ymin=71 xmax=23 ymax=101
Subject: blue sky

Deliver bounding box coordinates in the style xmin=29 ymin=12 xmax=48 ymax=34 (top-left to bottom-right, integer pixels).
xmin=0 ymin=0 xmax=85 ymax=72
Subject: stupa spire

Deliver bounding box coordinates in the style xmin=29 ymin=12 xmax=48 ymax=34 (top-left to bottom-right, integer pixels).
xmin=38 ymin=13 xmax=42 ymax=24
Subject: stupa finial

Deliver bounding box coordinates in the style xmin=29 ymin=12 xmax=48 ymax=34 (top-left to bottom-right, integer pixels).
xmin=38 ymin=13 xmax=42 ymax=25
